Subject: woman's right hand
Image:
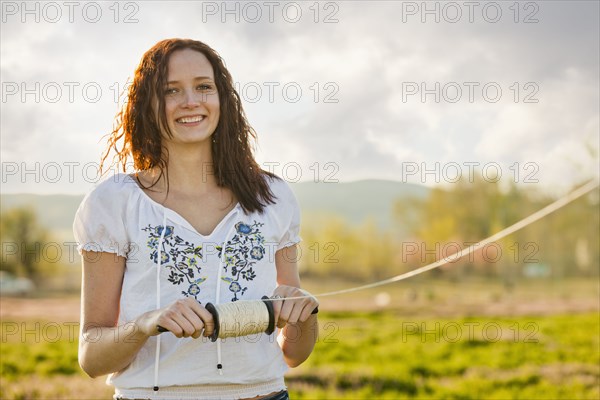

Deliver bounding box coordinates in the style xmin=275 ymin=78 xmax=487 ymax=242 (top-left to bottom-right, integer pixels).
xmin=136 ymin=298 xmax=215 ymax=339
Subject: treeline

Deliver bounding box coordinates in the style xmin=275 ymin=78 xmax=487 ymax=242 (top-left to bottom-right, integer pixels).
xmin=1 ymin=179 xmax=597 ymax=291
xmin=298 ymin=179 xmax=599 ymax=283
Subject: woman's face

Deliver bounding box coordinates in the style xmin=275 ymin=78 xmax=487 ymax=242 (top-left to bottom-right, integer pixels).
xmin=158 ymin=48 xmax=220 ymax=146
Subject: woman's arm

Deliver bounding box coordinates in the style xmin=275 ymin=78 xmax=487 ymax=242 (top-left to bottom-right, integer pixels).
xmin=79 ymin=251 xmax=214 ymax=378
xmin=273 ymin=245 xmax=319 ymax=368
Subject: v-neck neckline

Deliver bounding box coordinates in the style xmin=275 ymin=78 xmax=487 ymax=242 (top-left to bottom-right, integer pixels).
xmin=127 ymin=174 xmax=241 ymax=238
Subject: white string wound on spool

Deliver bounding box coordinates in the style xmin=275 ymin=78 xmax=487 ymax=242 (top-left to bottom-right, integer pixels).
xmin=205 ymin=296 xmax=275 ymax=342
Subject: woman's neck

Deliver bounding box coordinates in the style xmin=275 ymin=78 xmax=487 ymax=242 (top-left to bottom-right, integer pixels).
xmin=142 ymin=141 xmax=219 ymax=194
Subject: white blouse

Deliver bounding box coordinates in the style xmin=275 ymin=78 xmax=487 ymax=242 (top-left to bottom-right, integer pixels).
xmin=73 ymin=172 xmax=302 ymax=399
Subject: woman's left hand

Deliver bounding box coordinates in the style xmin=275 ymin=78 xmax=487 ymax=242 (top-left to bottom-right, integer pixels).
xmin=271 ymin=286 xmax=319 ymax=329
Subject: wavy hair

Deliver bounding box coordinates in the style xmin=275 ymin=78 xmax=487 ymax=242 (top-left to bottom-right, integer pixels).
xmin=101 ymin=38 xmax=278 ymax=214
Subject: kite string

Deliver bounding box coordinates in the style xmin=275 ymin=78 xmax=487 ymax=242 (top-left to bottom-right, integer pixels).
xmin=200 ymin=181 xmax=598 ymax=340
xmin=270 ymin=180 xmax=599 ymax=301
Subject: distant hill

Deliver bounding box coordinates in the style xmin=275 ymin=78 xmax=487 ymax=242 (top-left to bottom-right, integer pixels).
xmin=289 ymin=179 xmax=429 ymax=232
xmin=1 ymin=180 xmax=429 ymax=239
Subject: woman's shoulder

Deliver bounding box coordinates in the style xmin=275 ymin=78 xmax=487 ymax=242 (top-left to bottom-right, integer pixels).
xmin=80 ymin=173 xmax=137 ymax=205
xmin=262 ymin=173 xmax=299 ymax=209
xmin=73 ymin=173 xmax=136 ymax=254
xmin=263 ymin=173 xmax=294 ymax=197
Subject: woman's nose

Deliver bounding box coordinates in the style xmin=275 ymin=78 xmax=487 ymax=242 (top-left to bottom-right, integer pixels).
xmin=182 ymin=89 xmax=202 ymax=107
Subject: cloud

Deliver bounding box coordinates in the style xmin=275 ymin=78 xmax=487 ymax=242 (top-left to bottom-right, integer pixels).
xmin=1 ymin=1 xmax=598 ymax=193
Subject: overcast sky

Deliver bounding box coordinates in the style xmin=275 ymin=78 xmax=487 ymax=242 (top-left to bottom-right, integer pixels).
xmin=1 ymin=0 xmax=598 ymax=195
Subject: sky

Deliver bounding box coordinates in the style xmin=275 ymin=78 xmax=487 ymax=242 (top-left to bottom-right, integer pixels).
xmin=1 ymin=0 xmax=599 ymax=196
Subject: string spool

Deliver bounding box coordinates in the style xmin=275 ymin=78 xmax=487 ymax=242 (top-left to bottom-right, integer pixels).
xmin=205 ymin=296 xmax=275 ymax=342
xmin=156 ymin=296 xmax=318 ymax=338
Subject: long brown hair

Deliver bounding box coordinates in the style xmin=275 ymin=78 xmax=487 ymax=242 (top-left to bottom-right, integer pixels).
xmin=101 ymin=38 xmax=278 ymax=214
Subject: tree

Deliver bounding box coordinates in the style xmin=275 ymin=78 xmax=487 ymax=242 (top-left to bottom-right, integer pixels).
xmin=0 ymin=207 xmax=50 ymax=283
xmin=393 ymin=177 xmax=599 ymax=281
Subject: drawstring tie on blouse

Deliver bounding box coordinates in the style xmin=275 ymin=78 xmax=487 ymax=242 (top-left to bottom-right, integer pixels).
xmin=153 ymin=211 xmax=167 ymax=392
xmin=214 ymin=216 xmax=239 ymax=375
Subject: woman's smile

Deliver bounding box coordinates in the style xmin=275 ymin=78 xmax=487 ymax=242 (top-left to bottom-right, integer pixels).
xmin=175 ymin=114 xmax=206 ymax=126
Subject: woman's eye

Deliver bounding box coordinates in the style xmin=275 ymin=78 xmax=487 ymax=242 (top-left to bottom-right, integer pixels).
xmin=165 ymin=87 xmax=178 ymax=95
xmin=198 ymin=84 xmax=214 ymax=91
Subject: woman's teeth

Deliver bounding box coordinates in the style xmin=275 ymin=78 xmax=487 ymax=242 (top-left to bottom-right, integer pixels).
xmin=177 ymin=116 xmax=205 ymax=123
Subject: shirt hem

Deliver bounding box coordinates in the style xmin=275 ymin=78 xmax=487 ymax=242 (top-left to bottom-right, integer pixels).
xmin=114 ymin=377 xmax=286 ymax=400
xmin=77 ymin=242 xmax=128 ymax=258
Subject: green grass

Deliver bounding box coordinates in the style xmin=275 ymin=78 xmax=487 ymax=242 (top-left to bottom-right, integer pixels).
xmin=1 ymin=312 xmax=598 ymax=399
xmin=1 ymin=340 xmax=79 ymax=379
xmin=287 ymin=312 xmax=600 ymax=399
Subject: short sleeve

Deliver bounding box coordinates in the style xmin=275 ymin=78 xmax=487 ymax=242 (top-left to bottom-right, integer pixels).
xmin=73 ymin=179 xmax=129 ymax=258
xmin=275 ymin=179 xmax=302 ymax=251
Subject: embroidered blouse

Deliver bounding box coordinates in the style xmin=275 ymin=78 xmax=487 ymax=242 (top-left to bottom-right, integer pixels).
xmin=73 ymin=172 xmax=302 ymax=399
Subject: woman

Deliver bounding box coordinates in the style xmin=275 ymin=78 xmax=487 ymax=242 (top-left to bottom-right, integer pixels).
xmin=73 ymin=38 xmax=319 ymax=400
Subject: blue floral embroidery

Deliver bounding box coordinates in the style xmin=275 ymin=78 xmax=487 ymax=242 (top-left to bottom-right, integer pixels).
xmin=250 ymin=246 xmax=265 ymax=260
xmin=236 ymin=222 xmax=253 ymax=235
xmin=142 ymin=224 xmax=206 ymax=300
xmin=187 ymin=283 xmax=201 ymax=296
xmin=229 ymin=281 xmax=242 ymax=293
xmin=217 ymin=221 xmax=265 ymax=301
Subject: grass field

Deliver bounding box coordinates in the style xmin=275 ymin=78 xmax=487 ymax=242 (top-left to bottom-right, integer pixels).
xmin=288 ymin=312 xmax=599 ymax=399
xmin=1 ymin=279 xmax=599 ymax=399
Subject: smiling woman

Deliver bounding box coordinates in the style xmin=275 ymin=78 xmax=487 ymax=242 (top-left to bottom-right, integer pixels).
xmin=74 ymin=38 xmax=319 ymax=400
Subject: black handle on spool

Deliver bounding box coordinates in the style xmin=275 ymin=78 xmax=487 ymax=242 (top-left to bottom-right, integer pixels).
xmin=261 ymin=296 xmax=276 ymax=335
xmin=204 ymin=302 xmax=220 ymax=342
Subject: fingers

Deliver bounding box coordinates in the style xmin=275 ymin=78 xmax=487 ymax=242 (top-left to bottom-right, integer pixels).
xmin=193 ymin=302 xmax=215 ymax=338
xmin=271 ymin=286 xmax=319 ymax=329
xmin=271 ymin=294 xmax=284 ymax=329
xmin=278 ymin=297 xmax=294 ymax=329
xmin=155 ymin=298 xmax=214 ymax=339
